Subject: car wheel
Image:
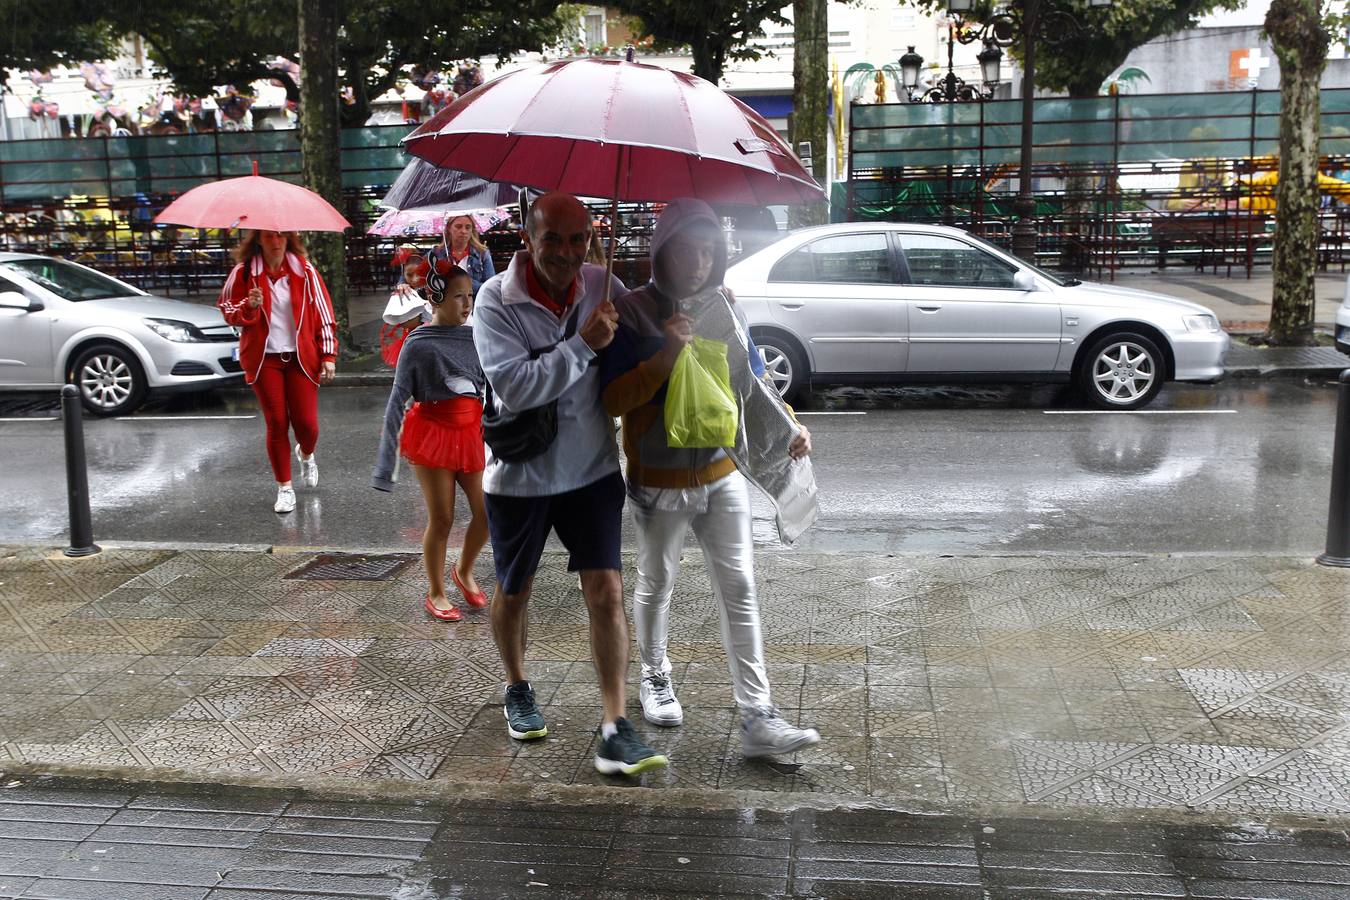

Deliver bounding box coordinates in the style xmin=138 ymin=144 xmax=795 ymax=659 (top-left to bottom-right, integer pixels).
xmin=70 ymin=343 xmax=147 ymax=416
xmin=1077 ymin=332 xmax=1165 ymax=410
xmin=753 ymin=332 xmax=807 ymax=401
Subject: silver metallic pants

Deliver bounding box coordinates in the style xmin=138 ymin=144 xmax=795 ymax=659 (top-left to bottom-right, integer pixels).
xmin=631 ymin=471 xmax=773 ymax=711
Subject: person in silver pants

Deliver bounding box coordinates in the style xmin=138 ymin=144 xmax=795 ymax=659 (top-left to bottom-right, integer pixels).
xmin=599 ymin=198 xmax=820 ymax=758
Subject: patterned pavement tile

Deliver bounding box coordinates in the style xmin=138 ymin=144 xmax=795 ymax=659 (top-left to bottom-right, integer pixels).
xmin=1035 ymin=774 xmax=1173 ymax=808
xmin=230 ymin=703 xmax=346 ymax=747
xmin=260 ymin=727 xmax=380 ymax=774
xmin=1097 ymin=747 xmax=1243 ymax=804
xmin=1198 ymin=777 xmax=1350 ymax=814
xmin=136 ymin=723 xmax=255 ymax=767
xmin=5 ymin=545 xmax=1350 ymax=818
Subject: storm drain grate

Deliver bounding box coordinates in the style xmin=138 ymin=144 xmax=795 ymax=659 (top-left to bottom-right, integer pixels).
xmin=284 ymin=553 xmax=419 ymax=581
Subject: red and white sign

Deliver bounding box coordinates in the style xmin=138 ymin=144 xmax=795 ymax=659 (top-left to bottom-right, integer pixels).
xmin=1229 ymin=48 xmax=1271 ymax=82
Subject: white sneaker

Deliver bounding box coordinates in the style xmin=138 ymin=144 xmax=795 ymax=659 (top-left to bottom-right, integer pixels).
xmin=639 ymin=673 xmax=684 ymax=727
xmin=740 ymin=707 xmax=820 ymax=758
xmin=296 ymin=444 xmax=318 ymax=488
xmin=273 ymin=485 xmax=296 ymax=514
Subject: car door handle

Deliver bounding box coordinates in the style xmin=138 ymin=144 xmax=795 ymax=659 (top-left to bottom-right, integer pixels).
xmin=916 ymin=305 xmax=942 ymax=313
xmin=780 ymin=303 xmax=804 ymax=311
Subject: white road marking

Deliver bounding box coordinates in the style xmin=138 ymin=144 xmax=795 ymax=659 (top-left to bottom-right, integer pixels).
xmin=796 ymin=411 xmax=867 ymax=416
xmin=0 ymin=417 xmax=57 ymax=422
xmin=117 ymin=415 xmax=258 ymax=421
xmin=1043 ymin=410 xmax=1237 ymax=415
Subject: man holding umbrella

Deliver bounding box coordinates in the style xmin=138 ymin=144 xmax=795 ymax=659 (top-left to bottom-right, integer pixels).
xmin=473 ymin=192 xmax=668 ymax=776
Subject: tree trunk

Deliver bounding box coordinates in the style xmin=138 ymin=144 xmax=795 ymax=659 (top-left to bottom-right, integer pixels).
xmin=298 ymin=0 xmax=352 ymax=351
xmin=1265 ymin=0 xmax=1329 ymax=345
xmin=689 ymin=33 xmax=724 ymax=83
xmin=788 ymin=0 xmax=828 ymax=228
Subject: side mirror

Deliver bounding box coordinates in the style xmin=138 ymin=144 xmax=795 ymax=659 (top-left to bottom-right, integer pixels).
xmin=1012 ymin=270 xmax=1040 ymax=292
xmin=0 ymin=291 xmax=41 ymax=312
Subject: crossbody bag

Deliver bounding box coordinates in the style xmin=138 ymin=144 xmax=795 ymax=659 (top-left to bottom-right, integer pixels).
xmin=481 ymin=304 xmax=580 ymax=462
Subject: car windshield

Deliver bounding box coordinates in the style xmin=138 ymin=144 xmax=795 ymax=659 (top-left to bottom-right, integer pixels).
xmin=959 ymin=234 xmax=1078 ymax=287
xmin=0 ymin=258 xmax=143 ymax=301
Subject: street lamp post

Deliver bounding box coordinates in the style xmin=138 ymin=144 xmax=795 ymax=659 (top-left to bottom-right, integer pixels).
xmin=944 ymin=0 xmax=1114 ymax=263
xmin=1009 ymin=0 xmax=1040 ymax=263
xmin=896 ymin=31 xmax=1002 ymax=105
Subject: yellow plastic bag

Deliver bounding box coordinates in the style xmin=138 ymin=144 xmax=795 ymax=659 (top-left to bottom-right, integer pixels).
xmin=664 ymin=336 xmax=738 ymax=448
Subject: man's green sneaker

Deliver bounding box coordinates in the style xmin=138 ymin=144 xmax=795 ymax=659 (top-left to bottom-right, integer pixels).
xmin=503 ymin=681 xmax=547 ymax=740
xmin=595 ymin=717 xmax=668 ymax=775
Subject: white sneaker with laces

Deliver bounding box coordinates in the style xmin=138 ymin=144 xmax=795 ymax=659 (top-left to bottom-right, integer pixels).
xmin=740 ymin=707 xmax=820 ymax=758
xmin=273 ymin=485 xmax=296 ymax=514
xmin=296 ymin=444 xmax=318 ymax=488
xmin=639 ymin=673 xmax=684 ymax=727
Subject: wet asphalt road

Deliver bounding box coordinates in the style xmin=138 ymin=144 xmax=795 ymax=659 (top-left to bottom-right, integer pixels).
xmin=0 ymin=378 xmax=1340 ymax=554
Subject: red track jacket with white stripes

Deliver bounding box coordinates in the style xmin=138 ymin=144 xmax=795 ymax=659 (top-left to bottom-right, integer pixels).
xmin=217 ymin=252 xmax=339 ymax=386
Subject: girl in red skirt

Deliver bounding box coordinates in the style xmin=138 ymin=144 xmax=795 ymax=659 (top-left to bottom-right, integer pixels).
xmin=371 ymin=262 xmax=489 ymax=621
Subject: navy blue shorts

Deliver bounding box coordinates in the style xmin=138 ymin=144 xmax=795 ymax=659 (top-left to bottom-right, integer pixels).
xmin=484 ymin=472 xmax=626 ymax=595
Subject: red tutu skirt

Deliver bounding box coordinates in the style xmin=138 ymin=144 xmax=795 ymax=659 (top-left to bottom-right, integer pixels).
xmin=400 ymin=396 xmax=485 ymax=472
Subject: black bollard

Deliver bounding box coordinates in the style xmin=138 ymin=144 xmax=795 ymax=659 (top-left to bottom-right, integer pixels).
xmin=1318 ymin=369 xmax=1350 ymax=568
xmin=61 ymin=385 xmax=100 ymax=558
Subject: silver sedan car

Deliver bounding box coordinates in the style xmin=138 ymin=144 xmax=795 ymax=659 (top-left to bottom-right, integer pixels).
xmin=0 ymin=253 xmax=242 ymax=416
xmin=725 ymin=223 xmax=1229 ymax=409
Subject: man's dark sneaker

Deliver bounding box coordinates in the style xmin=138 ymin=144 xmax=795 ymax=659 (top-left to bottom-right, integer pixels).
xmin=595 ymin=716 xmax=668 ymax=775
xmin=503 ymin=681 xmax=547 ymax=740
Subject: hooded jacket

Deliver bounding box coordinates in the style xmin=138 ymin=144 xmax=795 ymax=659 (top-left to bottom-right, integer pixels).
xmin=599 ymin=198 xmax=767 ymax=490
xmin=217 ymin=252 xmax=338 ymax=385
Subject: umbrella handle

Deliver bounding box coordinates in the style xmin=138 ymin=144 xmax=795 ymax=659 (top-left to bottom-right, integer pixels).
xmin=603 ymin=145 xmax=628 ymax=304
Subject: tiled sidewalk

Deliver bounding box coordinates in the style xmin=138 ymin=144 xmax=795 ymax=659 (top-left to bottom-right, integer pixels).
xmin=2 ymin=545 xmax=1349 ymax=817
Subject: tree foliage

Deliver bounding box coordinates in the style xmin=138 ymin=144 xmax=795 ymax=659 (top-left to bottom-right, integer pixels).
xmin=906 ymin=0 xmax=1242 ymax=98
xmin=608 ymin=0 xmax=790 ymax=83
xmin=107 ymin=2 xmax=296 ymax=99
xmin=0 ymin=0 xmax=121 ymax=85
xmin=101 ymin=1 xmax=578 ymax=124
xmin=334 ymin=2 xmax=579 ymax=125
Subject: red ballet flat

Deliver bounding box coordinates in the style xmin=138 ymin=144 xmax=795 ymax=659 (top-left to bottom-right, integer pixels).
xmin=450 ymin=564 xmax=489 ymax=609
xmin=425 ymin=593 xmax=462 ymax=622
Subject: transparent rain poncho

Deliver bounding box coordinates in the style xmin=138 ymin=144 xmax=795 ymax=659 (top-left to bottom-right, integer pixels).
xmin=670 ymin=287 xmax=818 ymax=544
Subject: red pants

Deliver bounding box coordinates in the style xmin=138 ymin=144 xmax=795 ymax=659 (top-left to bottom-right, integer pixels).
xmin=251 ymin=354 xmax=319 ymax=483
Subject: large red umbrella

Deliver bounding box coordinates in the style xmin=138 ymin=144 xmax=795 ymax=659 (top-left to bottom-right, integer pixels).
xmin=403 ymin=57 xmax=823 ymax=206
xmin=155 ymin=162 xmax=351 ymax=232
xmin=403 ymin=56 xmax=822 ymax=294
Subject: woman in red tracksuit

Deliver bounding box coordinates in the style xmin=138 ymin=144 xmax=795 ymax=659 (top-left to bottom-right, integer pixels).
xmin=218 ymin=230 xmax=339 ymax=514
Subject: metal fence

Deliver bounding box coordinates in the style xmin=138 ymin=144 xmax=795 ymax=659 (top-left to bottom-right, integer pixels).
xmin=0 ymin=126 xmax=410 ymax=294
xmin=0 ymin=126 xmax=675 ymax=294
xmin=843 ymin=87 xmax=1350 ymax=276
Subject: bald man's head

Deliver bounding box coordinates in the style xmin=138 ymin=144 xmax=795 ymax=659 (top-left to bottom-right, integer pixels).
xmin=525 ymin=192 xmax=589 ymax=240
xmin=522 ymin=192 xmax=592 ymax=298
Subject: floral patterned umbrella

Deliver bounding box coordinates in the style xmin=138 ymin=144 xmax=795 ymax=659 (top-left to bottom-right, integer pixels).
xmin=366 ymin=206 xmax=511 ymax=237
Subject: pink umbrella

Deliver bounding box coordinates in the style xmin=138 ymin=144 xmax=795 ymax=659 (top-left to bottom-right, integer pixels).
xmin=155 ymin=162 xmax=351 ymax=232
xmin=403 ymin=57 xmax=822 ymax=207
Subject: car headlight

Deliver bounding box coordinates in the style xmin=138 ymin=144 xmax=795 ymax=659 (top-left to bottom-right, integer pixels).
xmin=1183 ymin=314 xmax=1219 ymax=333
xmin=144 ymin=318 xmax=207 ymax=342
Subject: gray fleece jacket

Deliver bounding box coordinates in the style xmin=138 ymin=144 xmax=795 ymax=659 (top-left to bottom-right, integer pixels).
xmin=472 ymin=251 xmax=628 ymax=497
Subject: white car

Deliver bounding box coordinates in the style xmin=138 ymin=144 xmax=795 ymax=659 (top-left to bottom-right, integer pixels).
xmin=725 ymin=223 xmax=1230 ymax=409
xmin=0 ymin=253 xmax=242 ymax=416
